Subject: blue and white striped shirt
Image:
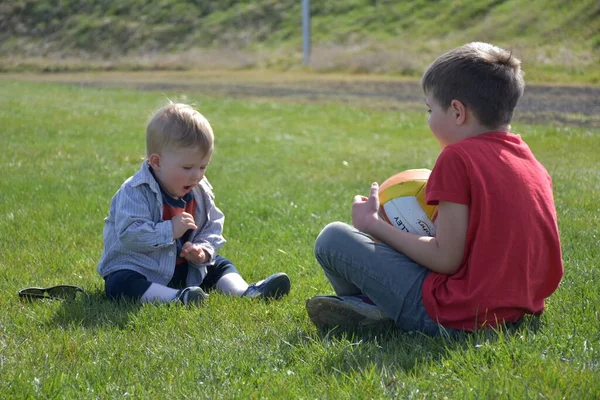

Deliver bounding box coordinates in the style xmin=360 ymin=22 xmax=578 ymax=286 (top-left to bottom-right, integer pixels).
xmin=97 ymin=161 xmax=226 ymax=286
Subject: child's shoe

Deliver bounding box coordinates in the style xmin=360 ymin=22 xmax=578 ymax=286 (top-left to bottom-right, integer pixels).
xmin=305 ymin=295 xmax=394 ymax=330
xmin=243 ymin=273 xmax=291 ymax=300
xmin=176 ymin=286 xmax=209 ymax=305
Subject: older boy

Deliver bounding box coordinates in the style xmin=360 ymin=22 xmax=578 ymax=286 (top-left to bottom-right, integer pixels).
xmin=98 ymin=103 xmax=290 ymax=304
xmin=306 ymin=42 xmax=563 ymax=334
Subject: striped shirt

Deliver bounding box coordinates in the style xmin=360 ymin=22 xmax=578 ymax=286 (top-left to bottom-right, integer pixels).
xmin=97 ymin=161 xmax=226 ymax=286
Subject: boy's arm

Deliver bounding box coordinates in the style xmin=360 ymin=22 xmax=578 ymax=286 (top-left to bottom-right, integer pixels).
xmin=113 ymin=185 xmax=174 ymax=252
xmin=353 ymin=183 xmax=468 ymax=274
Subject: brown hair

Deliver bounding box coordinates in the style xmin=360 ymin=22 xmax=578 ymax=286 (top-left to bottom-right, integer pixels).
xmin=146 ymin=103 xmax=214 ymax=157
xmin=421 ymin=42 xmax=525 ymax=128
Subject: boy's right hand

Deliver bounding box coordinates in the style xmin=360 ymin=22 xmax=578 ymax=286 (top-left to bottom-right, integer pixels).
xmin=352 ymin=182 xmax=381 ymax=234
xmin=171 ymin=212 xmax=197 ymax=239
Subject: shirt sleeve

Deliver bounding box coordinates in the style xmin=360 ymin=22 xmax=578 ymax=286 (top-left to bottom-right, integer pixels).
xmin=426 ymin=146 xmax=471 ymax=206
xmin=113 ymin=184 xmax=174 ymax=252
xmin=190 ymin=179 xmax=226 ymax=264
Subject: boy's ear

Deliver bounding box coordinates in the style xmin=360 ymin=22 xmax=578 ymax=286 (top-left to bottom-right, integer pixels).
xmin=148 ymin=153 xmax=161 ymax=169
xmin=450 ymin=99 xmax=467 ymax=125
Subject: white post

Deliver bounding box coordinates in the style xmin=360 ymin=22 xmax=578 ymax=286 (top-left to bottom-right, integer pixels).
xmin=302 ymin=0 xmax=310 ymax=66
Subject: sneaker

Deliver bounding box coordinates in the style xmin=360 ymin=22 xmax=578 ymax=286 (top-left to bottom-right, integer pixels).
xmin=305 ymin=295 xmax=394 ymax=330
xmin=176 ymin=286 xmax=209 ymax=305
xmin=243 ymin=272 xmax=291 ymax=300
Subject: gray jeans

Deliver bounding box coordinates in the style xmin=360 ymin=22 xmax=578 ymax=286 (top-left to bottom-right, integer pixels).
xmin=314 ymin=221 xmax=456 ymax=336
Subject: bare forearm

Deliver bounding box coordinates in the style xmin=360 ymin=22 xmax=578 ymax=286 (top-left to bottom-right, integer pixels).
xmin=352 ymin=183 xmax=466 ymax=274
xmin=368 ymin=220 xmax=461 ymax=274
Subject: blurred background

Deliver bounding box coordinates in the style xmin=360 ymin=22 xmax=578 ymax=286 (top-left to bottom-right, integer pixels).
xmin=0 ymin=0 xmax=598 ymax=84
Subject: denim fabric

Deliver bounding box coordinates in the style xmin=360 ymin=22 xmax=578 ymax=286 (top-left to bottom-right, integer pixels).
xmin=314 ymin=221 xmax=456 ymax=336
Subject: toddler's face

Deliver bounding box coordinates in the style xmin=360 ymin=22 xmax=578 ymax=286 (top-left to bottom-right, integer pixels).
xmin=150 ymin=146 xmax=212 ymax=199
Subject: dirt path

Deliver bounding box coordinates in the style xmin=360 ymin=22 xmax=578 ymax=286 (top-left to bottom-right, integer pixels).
xmin=7 ymin=72 xmax=600 ymax=128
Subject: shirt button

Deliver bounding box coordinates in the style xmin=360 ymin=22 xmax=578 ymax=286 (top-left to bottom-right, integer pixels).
xmin=168 ymin=251 xmax=174 ymax=257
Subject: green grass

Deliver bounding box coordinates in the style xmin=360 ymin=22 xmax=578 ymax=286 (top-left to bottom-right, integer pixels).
xmin=1 ymin=0 xmax=599 ymax=83
xmin=4 ymin=0 xmax=598 ymax=51
xmin=0 ymin=79 xmax=599 ymax=398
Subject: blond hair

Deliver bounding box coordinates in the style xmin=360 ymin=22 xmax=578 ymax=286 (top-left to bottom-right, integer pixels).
xmin=421 ymin=42 xmax=525 ymax=128
xmin=146 ymin=103 xmax=214 ymax=157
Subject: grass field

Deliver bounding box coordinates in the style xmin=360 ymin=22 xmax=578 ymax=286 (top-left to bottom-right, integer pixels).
xmin=0 ymin=78 xmax=599 ymax=398
xmin=2 ymin=0 xmax=599 ymax=84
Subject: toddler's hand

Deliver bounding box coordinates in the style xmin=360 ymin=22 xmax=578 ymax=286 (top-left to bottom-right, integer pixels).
xmin=180 ymin=242 xmax=209 ymax=264
xmin=172 ymin=212 xmax=197 ymax=239
xmin=352 ymin=182 xmax=380 ymax=234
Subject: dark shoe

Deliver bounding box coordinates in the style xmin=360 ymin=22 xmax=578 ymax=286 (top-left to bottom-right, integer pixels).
xmin=243 ymin=273 xmax=291 ymax=300
xmin=306 ymin=295 xmax=393 ymax=330
xmin=176 ymin=286 xmax=209 ymax=305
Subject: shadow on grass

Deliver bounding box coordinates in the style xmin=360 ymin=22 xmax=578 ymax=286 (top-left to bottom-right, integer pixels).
xmin=49 ymin=287 xmax=142 ymax=330
xmin=290 ymin=315 xmax=543 ymax=375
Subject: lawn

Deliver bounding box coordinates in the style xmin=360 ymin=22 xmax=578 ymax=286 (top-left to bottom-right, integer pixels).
xmin=0 ymin=79 xmax=598 ymax=399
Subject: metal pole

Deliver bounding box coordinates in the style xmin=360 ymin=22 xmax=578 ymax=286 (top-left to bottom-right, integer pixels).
xmin=302 ymin=0 xmax=310 ymax=66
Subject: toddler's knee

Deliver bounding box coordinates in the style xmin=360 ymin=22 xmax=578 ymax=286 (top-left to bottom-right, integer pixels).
xmin=314 ymin=221 xmax=352 ymax=255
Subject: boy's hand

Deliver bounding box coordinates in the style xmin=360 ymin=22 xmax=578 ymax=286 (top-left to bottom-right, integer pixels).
xmin=352 ymin=182 xmax=381 ymax=234
xmin=180 ymin=242 xmax=209 ymax=264
xmin=172 ymin=212 xmax=197 ymax=239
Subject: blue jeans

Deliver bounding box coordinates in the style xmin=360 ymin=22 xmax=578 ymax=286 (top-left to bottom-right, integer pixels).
xmin=314 ymin=222 xmax=456 ymax=336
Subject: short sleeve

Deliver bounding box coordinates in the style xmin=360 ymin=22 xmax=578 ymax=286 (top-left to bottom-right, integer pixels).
xmin=426 ymin=146 xmax=471 ymax=206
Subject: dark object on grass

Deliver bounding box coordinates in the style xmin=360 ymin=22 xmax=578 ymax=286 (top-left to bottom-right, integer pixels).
xmin=243 ymin=272 xmax=291 ymax=300
xmin=18 ymin=285 xmax=86 ymax=301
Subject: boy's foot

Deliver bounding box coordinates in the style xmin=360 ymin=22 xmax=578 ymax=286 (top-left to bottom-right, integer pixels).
xmin=305 ymin=295 xmax=394 ymax=330
xmin=243 ymin=273 xmax=291 ymax=300
xmin=176 ymin=286 xmax=209 ymax=305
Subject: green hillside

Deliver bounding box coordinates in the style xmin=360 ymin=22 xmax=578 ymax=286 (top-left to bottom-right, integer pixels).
xmin=1 ymin=0 xmax=598 ymax=82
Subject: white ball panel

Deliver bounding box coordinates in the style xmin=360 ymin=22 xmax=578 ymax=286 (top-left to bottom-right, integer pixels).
xmin=383 ymin=196 xmax=437 ymax=237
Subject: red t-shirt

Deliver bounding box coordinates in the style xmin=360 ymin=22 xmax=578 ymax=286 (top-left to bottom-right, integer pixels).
xmin=423 ymin=132 xmax=563 ymax=330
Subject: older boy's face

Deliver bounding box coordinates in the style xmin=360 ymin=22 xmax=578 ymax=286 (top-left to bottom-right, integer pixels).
xmin=150 ymin=146 xmax=212 ymax=199
xmin=425 ymin=93 xmax=457 ymax=148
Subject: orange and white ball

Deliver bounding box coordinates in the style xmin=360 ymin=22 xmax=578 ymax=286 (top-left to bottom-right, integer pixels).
xmin=378 ymin=169 xmax=438 ymax=236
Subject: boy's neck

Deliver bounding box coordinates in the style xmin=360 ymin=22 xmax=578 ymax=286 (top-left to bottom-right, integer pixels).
xmin=448 ymin=104 xmax=512 ymax=145
xmin=459 ymin=122 xmax=511 ymax=141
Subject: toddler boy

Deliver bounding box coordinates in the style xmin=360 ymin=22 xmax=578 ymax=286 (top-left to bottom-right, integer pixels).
xmin=98 ymin=103 xmax=291 ymax=304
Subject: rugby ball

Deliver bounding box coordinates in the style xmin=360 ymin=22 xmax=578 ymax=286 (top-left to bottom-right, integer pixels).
xmin=378 ymin=169 xmax=438 ymax=236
